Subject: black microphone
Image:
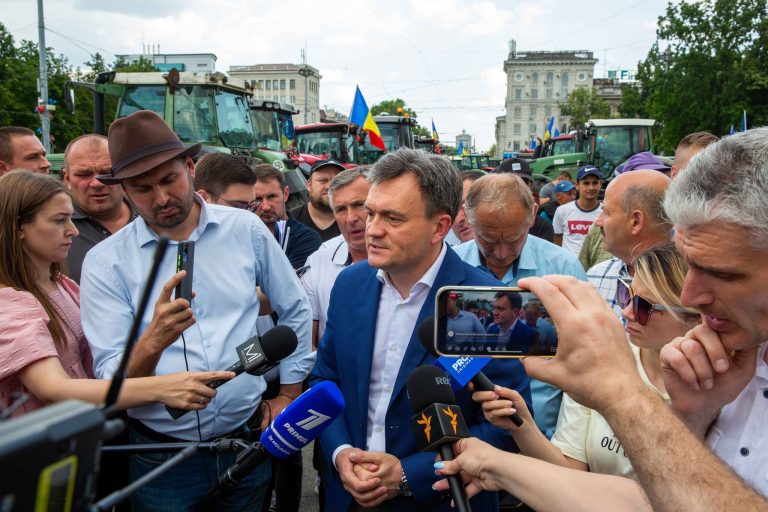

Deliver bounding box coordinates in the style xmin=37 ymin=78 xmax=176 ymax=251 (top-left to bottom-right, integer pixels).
xmin=211 ymin=381 xmax=344 ymax=496
xmin=406 ymin=365 xmax=472 ymax=512
xmin=418 ymin=317 xmax=524 ymax=427
xmin=166 ymin=325 xmax=298 ymax=419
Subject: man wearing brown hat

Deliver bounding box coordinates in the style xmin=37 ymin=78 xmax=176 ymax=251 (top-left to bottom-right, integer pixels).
xmin=79 ymin=110 xmax=313 ymax=511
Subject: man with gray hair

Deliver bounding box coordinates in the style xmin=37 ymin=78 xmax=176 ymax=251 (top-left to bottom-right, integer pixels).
xmin=302 ymin=166 xmax=372 ymax=349
xmin=506 ymin=128 xmax=768 ymax=510
xmin=453 ymin=172 xmax=585 ymax=439
xmin=310 ymin=148 xmax=531 ymax=512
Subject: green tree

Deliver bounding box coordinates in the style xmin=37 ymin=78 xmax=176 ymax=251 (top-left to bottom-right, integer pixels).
xmin=558 ymin=87 xmax=611 ymax=128
xmin=635 ymin=0 xmax=768 ymax=151
xmin=370 ymin=98 xmax=430 ymax=136
xmin=618 ymin=84 xmax=646 ymax=118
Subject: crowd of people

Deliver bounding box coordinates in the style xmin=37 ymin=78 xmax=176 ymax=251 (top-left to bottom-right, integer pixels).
xmin=0 ymin=113 xmax=766 ymax=512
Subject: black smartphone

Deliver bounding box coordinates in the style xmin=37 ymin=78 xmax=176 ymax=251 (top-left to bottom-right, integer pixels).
xmin=434 ymin=286 xmax=557 ymax=358
xmin=175 ymin=241 xmax=195 ymax=302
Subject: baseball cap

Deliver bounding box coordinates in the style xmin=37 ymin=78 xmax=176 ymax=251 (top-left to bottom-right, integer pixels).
xmin=576 ymin=165 xmax=602 ymax=181
xmin=554 ymin=181 xmax=575 ymax=193
xmin=619 ymin=151 xmax=671 ymax=174
xmin=495 ymin=158 xmax=533 ymax=182
xmin=310 ymin=159 xmax=346 ymax=175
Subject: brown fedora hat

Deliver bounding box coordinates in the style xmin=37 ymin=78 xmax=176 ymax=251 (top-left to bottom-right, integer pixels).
xmin=97 ymin=110 xmax=201 ymax=184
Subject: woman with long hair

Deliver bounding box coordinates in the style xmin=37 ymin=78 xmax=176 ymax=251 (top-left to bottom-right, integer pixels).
xmin=0 ymin=171 xmax=232 ymax=417
xmin=476 ymin=243 xmax=700 ymax=479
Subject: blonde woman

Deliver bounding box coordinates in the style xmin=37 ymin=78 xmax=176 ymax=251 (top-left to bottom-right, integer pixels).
xmin=476 ymin=243 xmax=700 ymax=479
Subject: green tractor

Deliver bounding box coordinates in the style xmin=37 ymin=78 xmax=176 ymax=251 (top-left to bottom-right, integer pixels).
xmin=52 ymin=69 xmax=306 ymax=202
xmin=528 ymin=119 xmax=656 ymax=181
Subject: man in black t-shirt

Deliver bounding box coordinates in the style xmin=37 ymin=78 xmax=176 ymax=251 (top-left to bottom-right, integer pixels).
xmin=289 ymin=159 xmax=344 ymax=241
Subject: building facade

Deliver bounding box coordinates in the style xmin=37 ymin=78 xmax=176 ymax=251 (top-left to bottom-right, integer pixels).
xmin=593 ymin=78 xmax=627 ymax=118
xmin=115 ymin=53 xmax=217 ymax=72
xmin=456 ymin=130 xmax=473 ymax=152
xmin=496 ymin=40 xmax=597 ymax=154
xmin=228 ymin=63 xmax=322 ymax=125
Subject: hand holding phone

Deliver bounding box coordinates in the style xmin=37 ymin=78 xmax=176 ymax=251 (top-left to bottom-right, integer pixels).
xmin=175 ymin=241 xmax=195 ymax=302
xmin=435 ymin=286 xmax=558 ymax=358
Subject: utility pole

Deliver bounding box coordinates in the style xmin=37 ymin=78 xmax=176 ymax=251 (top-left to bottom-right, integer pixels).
xmin=37 ymin=0 xmax=51 ymax=152
xmin=299 ymin=49 xmax=311 ymax=124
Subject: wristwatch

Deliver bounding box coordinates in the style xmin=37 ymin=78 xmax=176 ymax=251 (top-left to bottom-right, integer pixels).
xmin=398 ymin=468 xmax=413 ymax=497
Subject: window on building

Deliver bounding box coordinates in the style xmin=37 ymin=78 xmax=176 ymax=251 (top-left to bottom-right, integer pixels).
xmin=513 ymin=123 xmax=521 ymax=135
xmin=280 ymin=79 xmax=286 ymax=90
xmin=560 ymin=88 xmax=569 ymax=99
xmin=529 ymin=123 xmax=537 ymax=136
xmin=513 ymin=106 xmax=521 ymax=119
xmin=290 ymin=79 xmax=296 ymax=90
xmin=544 ymin=105 xmax=552 ymax=118
xmin=272 ymin=80 xmax=279 ymax=90
xmin=290 ymin=95 xmax=296 ymax=104
xmin=266 ymin=80 xmax=272 ymax=90
xmin=513 ymin=141 xmax=521 ymax=151
xmin=273 ymin=95 xmax=279 ymax=101
xmin=546 ymin=71 xmax=553 ymax=85
xmin=531 ymin=88 xmax=538 ymax=99
xmin=546 ymin=88 xmax=553 ymax=99
xmin=531 ymin=72 xmax=539 ymax=85
xmin=514 ymin=88 xmax=522 ymax=100
xmin=529 ymin=105 xmax=537 ymax=119
xmin=561 ymin=72 xmax=569 ymax=87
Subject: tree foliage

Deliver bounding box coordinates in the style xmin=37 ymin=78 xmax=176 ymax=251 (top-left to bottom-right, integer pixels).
xmin=0 ymin=22 xmax=165 ymax=153
xmin=558 ymin=87 xmax=611 ymax=128
xmin=635 ymin=0 xmax=768 ymax=152
xmin=370 ymin=98 xmax=430 ymax=137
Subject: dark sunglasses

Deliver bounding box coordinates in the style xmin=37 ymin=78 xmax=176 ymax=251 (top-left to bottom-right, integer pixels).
xmin=616 ymin=278 xmax=697 ymax=326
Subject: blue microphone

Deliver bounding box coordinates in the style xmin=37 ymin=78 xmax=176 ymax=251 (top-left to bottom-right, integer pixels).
xmin=418 ymin=317 xmax=524 ymax=427
xmin=212 ymin=381 xmax=344 ymax=494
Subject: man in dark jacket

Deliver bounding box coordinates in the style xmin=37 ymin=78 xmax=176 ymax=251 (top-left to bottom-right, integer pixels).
xmin=254 ymin=164 xmax=322 ymax=269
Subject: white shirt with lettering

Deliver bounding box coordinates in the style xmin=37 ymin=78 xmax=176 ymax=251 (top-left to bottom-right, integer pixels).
xmin=552 ymin=200 xmax=602 ymax=256
xmin=551 ymin=344 xmax=668 ymax=479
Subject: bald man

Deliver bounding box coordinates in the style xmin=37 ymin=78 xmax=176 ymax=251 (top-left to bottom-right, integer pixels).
xmin=62 ymin=134 xmax=135 ymax=282
xmin=586 ymin=170 xmax=672 ymax=316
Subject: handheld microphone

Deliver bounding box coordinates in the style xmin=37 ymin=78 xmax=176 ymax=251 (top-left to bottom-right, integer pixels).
xmin=166 ymin=325 xmax=299 ymax=419
xmin=418 ymin=317 xmax=524 ymax=427
xmin=406 ymin=365 xmax=472 ymax=512
xmin=212 ymin=381 xmax=344 ymax=495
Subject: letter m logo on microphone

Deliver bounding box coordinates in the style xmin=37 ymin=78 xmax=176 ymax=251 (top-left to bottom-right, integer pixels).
xmin=295 ymin=409 xmax=332 ymax=430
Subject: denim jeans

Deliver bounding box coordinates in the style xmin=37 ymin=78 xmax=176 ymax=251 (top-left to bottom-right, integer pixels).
xmin=127 ymin=425 xmax=272 ymax=511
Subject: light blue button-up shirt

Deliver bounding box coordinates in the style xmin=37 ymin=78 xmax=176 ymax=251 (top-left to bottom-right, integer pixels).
xmin=81 ymin=196 xmax=314 ymax=440
xmin=454 ymin=234 xmax=587 ymax=438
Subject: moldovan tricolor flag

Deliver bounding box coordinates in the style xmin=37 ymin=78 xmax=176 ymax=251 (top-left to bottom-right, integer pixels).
xmin=432 ymin=119 xmax=441 ymax=154
xmin=349 ymin=86 xmax=386 ymax=150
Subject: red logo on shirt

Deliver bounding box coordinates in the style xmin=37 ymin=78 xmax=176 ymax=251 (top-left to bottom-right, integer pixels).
xmin=567 ymin=220 xmax=593 ymax=235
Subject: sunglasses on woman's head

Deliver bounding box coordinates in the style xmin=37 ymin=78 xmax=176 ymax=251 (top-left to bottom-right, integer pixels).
xmin=616 ymin=278 xmax=697 ymax=326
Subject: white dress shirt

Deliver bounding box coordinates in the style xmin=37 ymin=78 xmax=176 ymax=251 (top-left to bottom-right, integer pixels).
xmin=707 ymin=342 xmax=768 ymax=496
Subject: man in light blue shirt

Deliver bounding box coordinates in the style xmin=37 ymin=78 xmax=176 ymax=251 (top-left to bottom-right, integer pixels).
xmin=454 ymin=173 xmax=587 ymax=439
xmin=80 ymin=110 xmax=313 ymax=511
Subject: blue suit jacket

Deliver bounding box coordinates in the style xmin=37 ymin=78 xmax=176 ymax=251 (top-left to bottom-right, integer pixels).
xmin=487 ymin=321 xmax=539 ymax=354
xmin=310 ymin=246 xmax=532 ymax=511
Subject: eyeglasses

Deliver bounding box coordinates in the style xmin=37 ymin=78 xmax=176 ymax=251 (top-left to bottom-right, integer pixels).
xmin=616 ymin=278 xmax=698 ymax=326
xmin=210 ymin=194 xmax=260 ymax=213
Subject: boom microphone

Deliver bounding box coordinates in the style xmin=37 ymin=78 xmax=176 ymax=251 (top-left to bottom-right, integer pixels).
xmin=211 ymin=381 xmax=344 ymax=495
xmin=418 ymin=317 xmax=523 ymax=427
xmin=167 ymin=325 xmax=298 ymax=419
xmin=406 ymin=366 xmax=472 ymax=512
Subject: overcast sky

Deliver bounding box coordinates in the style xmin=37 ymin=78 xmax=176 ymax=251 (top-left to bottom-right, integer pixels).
xmin=4 ymin=0 xmax=670 ymax=150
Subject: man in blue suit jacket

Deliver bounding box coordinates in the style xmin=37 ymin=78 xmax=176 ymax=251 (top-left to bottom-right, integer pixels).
xmin=310 ymin=148 xmax=531 ymax=512
xmin=486 ymin=291 xmax=539 ymax=355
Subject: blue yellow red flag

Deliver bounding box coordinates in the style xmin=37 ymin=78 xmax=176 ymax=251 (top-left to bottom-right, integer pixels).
xmin=432 ymin=119 xmax=441 ymax=153
xmin=349 ymin=86 xmax=386 ymax=150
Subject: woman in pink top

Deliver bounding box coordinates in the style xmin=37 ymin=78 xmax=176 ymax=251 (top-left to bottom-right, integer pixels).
xmin=0 ymin=171 xmax=233 ymax=417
